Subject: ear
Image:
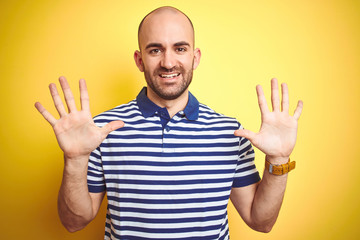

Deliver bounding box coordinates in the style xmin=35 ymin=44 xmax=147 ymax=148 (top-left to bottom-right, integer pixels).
xmin=192 ymin=48 xmax=201 ymax=70
xmin=134 ymin=50 xmax=144 ymax=72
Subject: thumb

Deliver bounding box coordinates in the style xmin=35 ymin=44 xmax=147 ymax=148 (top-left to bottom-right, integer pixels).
xmin=101 ymin=120 xmax=125 ymax=137
xmin=234 ymin=129 xmax=256 ymax=141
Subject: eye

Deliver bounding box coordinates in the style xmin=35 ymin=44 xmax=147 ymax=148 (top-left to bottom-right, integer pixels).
xmin=149 ymin=49 xmax=161 ymax=54
xmin=176 ymin=47 xmax=187 ymax=52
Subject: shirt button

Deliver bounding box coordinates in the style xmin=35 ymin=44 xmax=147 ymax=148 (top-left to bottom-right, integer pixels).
xmin=165 ymin=126 xmax=170 ymax=132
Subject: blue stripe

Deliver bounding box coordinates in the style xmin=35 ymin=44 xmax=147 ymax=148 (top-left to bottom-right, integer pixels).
xmin=87 ymin=171 xmax=103 ymax=178
xmin=106 ymin=186 xmax=231 ymax=195
xmin=107 ymin=195 xmax=230 ymax=205
xmin=169 ymin=126 xmax=237 ymax=131
xmin=233 ymin=172 xmax=261 ymax=187
xmin=164 ymin=134 xmax=236 ymax=139
xmin=101 ymin=142 xmax=238 ymax=148
xmin=235 ymin=164 xmax=257 ymax=173
xmin=104 ymin=134 xmax=163 ymax=139
xmin=239 ymin=144 xmax=253 ymax=156
xmin=105 ymin=178 xmax=234 ymax=186
xmin=87 ymin=185 xmax=105 ymax=193
xmin=89 ymin=151 xmax=101 ymax=159
xmin=101 ymin=151 xmax=238 ymax=157
xmin=109 ymin=220 xmax=222 ymax=234
xmin=118 ymin=234 xmax=219 ymax=240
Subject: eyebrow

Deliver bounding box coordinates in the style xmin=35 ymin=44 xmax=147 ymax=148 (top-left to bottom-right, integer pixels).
xmin=174 ymin=41 xmax=190 ymax=47
xmin=145 ymin=43 xmax=163 ymax=50
xmin=145 ymin=41 xmax=191 ymax=50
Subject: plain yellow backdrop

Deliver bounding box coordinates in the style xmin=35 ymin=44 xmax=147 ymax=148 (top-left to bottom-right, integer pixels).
xmin=1 ymin=0 xmax=359 ymax=239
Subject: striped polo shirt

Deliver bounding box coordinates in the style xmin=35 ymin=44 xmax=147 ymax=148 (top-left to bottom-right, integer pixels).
xmin=87 ymin=87 xmax=261 ymax=240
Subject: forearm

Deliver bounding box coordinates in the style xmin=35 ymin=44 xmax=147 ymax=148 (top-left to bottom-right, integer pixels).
xmin=58 ymin=155 xmax=94 ymax=232
xmin=250 ymin=156 xmax=289 ymax=232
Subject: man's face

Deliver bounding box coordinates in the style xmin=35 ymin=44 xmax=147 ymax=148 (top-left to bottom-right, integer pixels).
xmin=135 ymin=10 xmax=201 ymax=101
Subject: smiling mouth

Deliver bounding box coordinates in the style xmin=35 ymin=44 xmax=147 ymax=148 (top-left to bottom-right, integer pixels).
xmin=159 ymin=73 xmax=180 ymax=79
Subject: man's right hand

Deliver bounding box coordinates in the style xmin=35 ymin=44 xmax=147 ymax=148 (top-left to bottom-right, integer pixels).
xmin=35 ymin=76 xmax=124 ymax=232
xmin=35 ymin=76 xmax=124 ymax=161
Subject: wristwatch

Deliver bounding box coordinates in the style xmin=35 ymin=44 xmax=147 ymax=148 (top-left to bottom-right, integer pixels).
xmin=265 ymin=158 xmax=296 ymax=175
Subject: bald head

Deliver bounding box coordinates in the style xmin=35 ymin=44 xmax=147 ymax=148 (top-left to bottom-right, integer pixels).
xmin=137 ymin=6 xmax=195 ymax=51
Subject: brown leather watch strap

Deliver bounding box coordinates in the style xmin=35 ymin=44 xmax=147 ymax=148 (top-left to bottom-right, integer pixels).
xmin=265 ymin=159 xmax=296 ymax=175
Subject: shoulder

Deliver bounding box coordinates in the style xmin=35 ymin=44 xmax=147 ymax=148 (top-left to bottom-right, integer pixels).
xmin=197 ymin=103 xmax=241 ymax=129
xmin=93 ymin=99 xmax=140 ymax=126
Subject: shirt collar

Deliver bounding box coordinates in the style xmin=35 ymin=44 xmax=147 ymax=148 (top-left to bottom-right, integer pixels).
xmin=136 ymin=87 xmax=199 ymax=120
xmin=184 ymin=91 xmax=199 ymax=120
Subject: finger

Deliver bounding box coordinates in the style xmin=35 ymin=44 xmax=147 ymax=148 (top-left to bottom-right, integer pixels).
xmin=79 ymin=79 xmax=90 ymax=112
xmin=293 ymin=100 xmax=303 ymax=120
xmin=271 ymin=78 xmax=280 ymax=112
xmin=49 ymin=83 xmax=67 ymax=117
xmin=256 ymin=85 xmax=269 ymax=115
xmin=101 ymin=120 xmax=125 ymax=138
xmin=234 ymin=129 xmax=257 ymax=142
xmin=59 ymin=76 xmax=77 ymax=112
xmin=34 ymin=102 xmax=57 ymax=126
xmin=281 ymin=82 xmax=289 ymax=113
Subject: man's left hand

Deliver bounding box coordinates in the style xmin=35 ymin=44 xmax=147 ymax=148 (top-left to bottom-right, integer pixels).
xmin=234 ymin=78 xmax=303 ymax=164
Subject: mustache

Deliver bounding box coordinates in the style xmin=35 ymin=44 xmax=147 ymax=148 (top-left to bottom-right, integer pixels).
xmin=156 ymin=66 xmax=181 ymax=73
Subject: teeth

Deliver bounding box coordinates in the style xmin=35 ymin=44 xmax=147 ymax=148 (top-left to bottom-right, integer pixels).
xmin=160 ymin=73 xmax=180 ymax=78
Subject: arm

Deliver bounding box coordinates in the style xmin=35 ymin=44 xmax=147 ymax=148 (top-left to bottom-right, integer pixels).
xmin=35 ymin=77 xmax=124 ymax=232
xmin=57 ymin=155 xmax=105 ymax=232
xmin=233 ymin=78 xmax=303 ymax=232
xmin=230 ymin=169 xmax=287 ymax=233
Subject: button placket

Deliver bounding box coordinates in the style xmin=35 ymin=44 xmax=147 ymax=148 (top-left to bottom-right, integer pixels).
xmin=162 ymin=121 xmax=176 ymax=153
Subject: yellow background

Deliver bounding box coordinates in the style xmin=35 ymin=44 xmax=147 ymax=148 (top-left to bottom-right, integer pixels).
xmin=1 ymin=0 xmax=359 ymax=239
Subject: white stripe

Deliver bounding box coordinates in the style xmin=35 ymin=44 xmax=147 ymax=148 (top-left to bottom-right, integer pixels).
xmin=108 ymin=206 xmax=226 ymax=219
xmin=104 ymin=173 xmax=236 ymax=181
xmin=103 ymin=164 xmax=237 ymax=171
xmin=164 ymin=129 xmax=235 ymax=136
xmin=164 ymin=138 xmax=238 ymax=144
xmin=169 ymin=121 xmax=237 ymax=129
xmin=95 ymin=115 xmax=144 ymax=123
xmin=102 ymin=137 xmax=238 ymax=144
xmin=106 ymin=182 xmax=232 ymax=190
xmin=107 ymin=190 xmax=230 ymax=200
xmin=106 ymin=229 xmax=221 ymax=239
xmin=103 ymin=138 xmax=163 ymax=144
xmin=109 ymin=130 xmax=162 ymax=136
xmin=109 ymin=218 xmax=224 ymax=230
xmin=101 ymin=146 xmax=238 ymax=153
xmin=234 ymin=167 xmax=258 ymax=177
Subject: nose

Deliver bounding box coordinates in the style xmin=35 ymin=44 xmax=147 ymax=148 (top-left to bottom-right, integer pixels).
xmin=160 ymin=50 xmax=176 ymax=70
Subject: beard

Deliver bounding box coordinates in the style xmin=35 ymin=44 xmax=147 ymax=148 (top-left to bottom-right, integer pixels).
xmin=143 ymin=62 xmax=194 ymax=101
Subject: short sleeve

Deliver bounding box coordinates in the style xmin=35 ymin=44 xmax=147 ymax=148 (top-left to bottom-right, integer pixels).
xmin=232 ymin=125 xmax=261 ymax=188
xmin=87 ymin=147 xmax=106 ymax=193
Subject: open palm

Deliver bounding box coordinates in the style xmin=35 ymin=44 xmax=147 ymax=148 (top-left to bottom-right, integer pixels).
xmin=235 ymin=78 xmax=303 ymax=161
xmin=35 ymin=77 xmax=124 ymax=160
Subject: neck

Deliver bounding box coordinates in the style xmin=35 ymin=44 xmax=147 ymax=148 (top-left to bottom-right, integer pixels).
xmin=147 ymin=88 xmax=189 ymax=118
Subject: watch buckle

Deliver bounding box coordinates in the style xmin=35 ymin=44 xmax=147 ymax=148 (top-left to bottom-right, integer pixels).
xmin=269 ymin=164 xmax=273 ymax=173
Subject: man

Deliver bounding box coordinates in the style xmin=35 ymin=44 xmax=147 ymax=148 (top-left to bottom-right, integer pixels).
xmin=35 ymin=6 xmax=303 ymax=239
